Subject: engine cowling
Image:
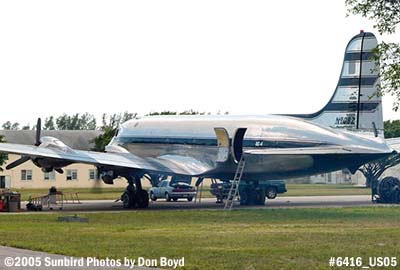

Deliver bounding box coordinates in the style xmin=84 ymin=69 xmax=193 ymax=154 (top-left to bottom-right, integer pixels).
xmin=99 ymin=169 xmax=116 ymax=185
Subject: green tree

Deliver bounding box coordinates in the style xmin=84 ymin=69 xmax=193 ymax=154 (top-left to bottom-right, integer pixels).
xmin=0 ymin=135 xmax=7 ymax=171
xmin=101 ymin=112 xmax=137 ymax=130
xmin=44 ymin=116 xmax=56 ymax=130
xmin=147 ymin=110 xmax=209 ymax=116
xmin=2 ymin=121 xmax=11 ymax=130
xmin=92 ymin=112 xmax=137 ymax=151
xmin=55 ymin=113 xmax=97 ymax=130
xmin=2 ymin=121 xmax=20 ymax=130
xmin=91 ymin=127 xmax=117 ymax=152
xmin=346 ymin=0 xmax=400 ymax=110
xmin=147 ymin=111 xmax=177 ymax=116
xmin=384 ymin=120 xmax=400 ymax=138
xmin=179 ymin=109 xmax=206 ymax=115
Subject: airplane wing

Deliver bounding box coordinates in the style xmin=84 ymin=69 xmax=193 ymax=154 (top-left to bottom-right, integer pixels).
xmin=0 ymin=143 xmax=213 ymax=176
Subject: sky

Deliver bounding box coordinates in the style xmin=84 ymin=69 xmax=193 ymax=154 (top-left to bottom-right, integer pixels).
xmin=0 ymin=0 xmax=399 ymax=127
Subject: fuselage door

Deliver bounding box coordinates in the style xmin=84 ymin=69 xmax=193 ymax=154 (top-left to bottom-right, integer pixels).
xmin=214 ymin=127 xmax=230 ymax=162
xmin=232 ymin=128 xmax=247 ymax=164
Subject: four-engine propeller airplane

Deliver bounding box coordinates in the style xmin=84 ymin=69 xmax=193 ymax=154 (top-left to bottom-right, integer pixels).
xmin=0 ymin=31 xmax=397 ymax=208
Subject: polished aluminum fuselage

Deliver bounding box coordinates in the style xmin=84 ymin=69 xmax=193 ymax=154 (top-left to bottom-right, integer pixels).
xmin=111 ymin=115 xmax=391 ymax=181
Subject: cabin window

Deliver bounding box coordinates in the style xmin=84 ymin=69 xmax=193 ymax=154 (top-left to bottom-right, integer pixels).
xmin=21 ymin=170 xmax=32 ymax=181
xmin=66 ymin=169 xmax=78 ymax=181
xmin=44 ymin=171 xmax=56 ymax=181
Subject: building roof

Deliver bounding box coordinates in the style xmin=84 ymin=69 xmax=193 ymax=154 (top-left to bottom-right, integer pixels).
xmin=0 ymin=130 xmax=102 ymax=150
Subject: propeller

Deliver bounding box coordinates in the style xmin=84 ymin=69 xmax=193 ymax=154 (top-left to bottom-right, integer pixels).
xmin=6 ymin=118 xmax=42 ymax=170
xmin=35 ymin=118 xmax=41 ymax=146
xmin=6 ymin=156 xmax=30 ymax=170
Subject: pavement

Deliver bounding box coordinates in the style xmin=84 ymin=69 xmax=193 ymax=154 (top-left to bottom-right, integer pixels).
xmin=4 ymin=194 xmax=393 ymax=213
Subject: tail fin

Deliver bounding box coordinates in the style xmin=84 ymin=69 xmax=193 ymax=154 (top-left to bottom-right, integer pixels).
xmin=292 ymin=31 xmax=383 ymax=137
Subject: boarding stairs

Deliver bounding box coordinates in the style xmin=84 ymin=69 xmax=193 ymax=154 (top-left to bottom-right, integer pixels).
xmin=224 ymin=157 xmax=246 ymax=210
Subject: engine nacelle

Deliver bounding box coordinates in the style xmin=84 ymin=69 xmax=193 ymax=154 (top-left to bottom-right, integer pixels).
xmin=100 ymin=170 xmax=116 ymax=185
xmin=39 ymin=136 xmax=73 ymax=153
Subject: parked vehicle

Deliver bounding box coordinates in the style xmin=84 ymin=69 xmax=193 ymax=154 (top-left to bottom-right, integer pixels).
xmin=150 ymin=180 xmax=196 ymax=202
xmin=210 ymin=179 xmax=287 ymax=204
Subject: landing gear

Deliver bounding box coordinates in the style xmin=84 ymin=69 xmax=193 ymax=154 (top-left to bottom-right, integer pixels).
xmin=254 ymin=189 xmax=266 ymax=205
xmin=239 ymin=181 xmax=266 ymax=206
xmin=374 ymin=177 xmax=400 ymax=204
xmin=121 ymin=176 xmax=150 ymax=209
xmin=239 ymin=188 xmax=256 ymax=205
xmin=122 ymin=189 xmax=135 ymax=208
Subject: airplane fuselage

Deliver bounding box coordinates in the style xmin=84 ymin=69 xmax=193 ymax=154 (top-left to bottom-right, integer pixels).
xmin=110 ymin=115 xmax=391 ymax=181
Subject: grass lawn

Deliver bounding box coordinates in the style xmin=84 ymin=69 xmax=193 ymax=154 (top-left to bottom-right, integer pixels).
xmin=14 ymin=184 xmax=371 ymax=201
xmin=0 ymin=207 xmax=399 ymax=270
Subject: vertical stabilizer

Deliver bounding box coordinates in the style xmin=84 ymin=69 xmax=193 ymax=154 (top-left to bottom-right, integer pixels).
xmin=292 ymin=31 xmax=383 ymax=137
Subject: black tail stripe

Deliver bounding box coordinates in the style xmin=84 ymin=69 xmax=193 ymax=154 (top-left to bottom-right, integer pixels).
xmin=324 ymin=102 xmax=380 ymax=112
xmin=338 ymin=77 xmax=377 ymax=87
xmin=344 ymin=52 xmax=374 ymax=61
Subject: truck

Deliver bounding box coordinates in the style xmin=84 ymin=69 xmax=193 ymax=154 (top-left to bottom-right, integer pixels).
xmin=210 ymin=179 xmax=287 ymax=205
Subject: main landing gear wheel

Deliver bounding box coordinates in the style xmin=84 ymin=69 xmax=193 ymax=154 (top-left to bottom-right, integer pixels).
xmin=255 ymin=189 xmax=266 ymax=205
xmin=240 ymin=189 xmax=256 ymax=205
xmin=122 ymin=191 xmax=135 ymax=209
xmin=377 ymin=177 xmax=400 ymax=203
xmin=122 ymin=184 xmax=150 ymax=209
xmin=136 ymin=189 xmax=149 ymax=208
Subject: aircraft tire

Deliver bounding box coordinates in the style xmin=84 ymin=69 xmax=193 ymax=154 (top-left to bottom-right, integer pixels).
xmin=255 ymin=189 xmax=266 ymax=205
xmin=122 ymin=191 xmax=135 ymax=208
xmin=136 ymin=190 xmax=149 ymax=208
xmin=377 ymin=177 xmax=400 ymax=203
xmin=240 ymin=189 xmax=256 ymax=205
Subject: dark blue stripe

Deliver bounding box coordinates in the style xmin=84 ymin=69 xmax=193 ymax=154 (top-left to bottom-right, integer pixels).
xmin=338 ymin=77 xmax=377 ymax=86
xmin=324 ymin=102 xmax=379 ymax=112
xmin=344 ymin=52 xmax=374 ymax=61
xmin=116 ymin=137 xmax=330 ymax=148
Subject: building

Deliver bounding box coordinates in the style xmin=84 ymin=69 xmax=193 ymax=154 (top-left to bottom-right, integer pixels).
xmin=0 ymin=130 xmax=128 ymax=189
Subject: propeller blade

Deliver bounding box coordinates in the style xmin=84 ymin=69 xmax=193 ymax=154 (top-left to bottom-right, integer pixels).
xmin=35 ymin=118 xmax=41 ymax=146
xmin=6 ymin=156 xmax=30 ymax=170
xmin=55 ymin=168 xmax=64 ymax=174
